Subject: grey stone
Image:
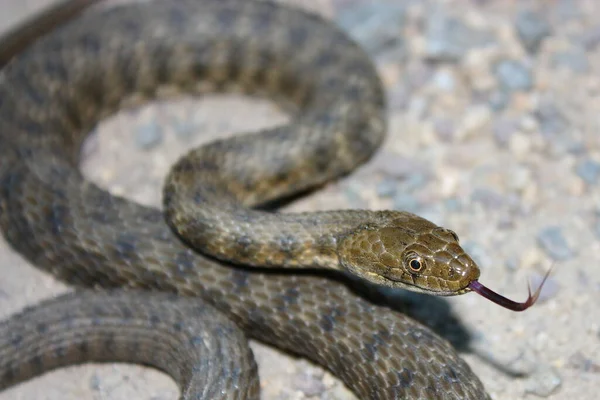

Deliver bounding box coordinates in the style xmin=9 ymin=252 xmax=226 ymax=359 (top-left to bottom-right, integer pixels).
xmin=524 ymin=366 xmax=562 ymax=397
xmin=554 ymin=0 xmax=582 ymax=20
xmin=535 ymin=101 xmax=569 ymax=136
xmin=344 ymin=182 xmax=367 ymax=208
xmin=393 ymin=193 xmax=420 ymax=213
xmin=432 ymin=69 xmax=456 ymax=91
xmin=424 ymin=11 xmax=494 ymax=62
xmin=580 ymin=25 xmax=600 ymax=50
xmin=433 ymin=118 xmax=455 ymax=142
xmin=173 ymin=120 xmax=197 ymax=141
xmin=462 ymin=241 xmax=491 ymax=268
xmin=135 ymin=122 xmax=163 ymax=150
xmin=568 ymin=351 xmax=600 ymax=373
xmin=594 ymin=220 xmax=600 ymax=240
xmin=488 ymin=89 xmax=511 ymax=112
xmin=292 ymin=372 xmax=326 ymax=396
xmin=443 ymin=197 xmax=461 ymax=212
xmin=376 ymin=178 xmax=397 ymax=198
xmin=492 ymin=117 xmax=518 ymax=147
xmin=336 ymin=3 xmax=407 ymax=57
xmin=552 ymin=47 xmax=589 ymax=73
xmin=536 ymin=226 xmax=575 ymax=261
xmin=494 ymin=60 xmax=534 ymax=91
xmin=575 ymin=159 xmax=600 ymax=184
xmin=470 ymin=187 xmax=505 ymax=209
xmin=515 ymin=10 xmax=551 ymax=53
xmin=533 ymin=100 xmax=582 ymax=154
xmin=399 ymin=172 xmax=428 ymax=192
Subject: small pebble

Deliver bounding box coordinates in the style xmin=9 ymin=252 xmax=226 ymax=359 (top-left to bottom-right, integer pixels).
xmin=509 ymin=132 xmax=533 ymax=158
xmin=407 ymin=96 xmax=429 ymax=119
xmin=470 ymin=187 xmax=505 ymax=209
xmin=443 ymin=197 xmax=462 ymax=212
xmin=488 ymin=89 xmax=511 ymax=112
xmin=457 ymin=105 xmax=491 ymax=139
xmin=534 ymin=101 xmax=583 ymax=154
xmin=399 ymin=173 xmax=428 ymax=192
xmin=505 ymin=255 xmax=520 ymax=271
xmin=551 ymin=47 xmax=589 ymax=73
xmin=135 ymin=122 xmax=163 ymax=150
xmin=534 ymin=101 xmax=569 ymax=136
xmin=292 ymin=372 xmax=327 ymax=396
xmin=336 ymin=3 xmax=407 ymax=56
xmin=344 ymin=182 xmax=367 ymax=208
xmin=393 ymin=193 xmax=420 ymax=213
xmin=594 ymin=220 xmax=600 ymax=240
xmin=580 ymin=25 xmax=600 ymax=50
xmin=373 ymin=152 xmax=428 ymax=178
xmin=376 ymin=178 xmax=397 ymax=198
xmin=432 ymin=118 xmax=455 ymax=142
xmin=523 ymin=366 xmax=562 ymax=397
xmin=500 ymin=347 xmax=541 ymax=376
xmin=431 ymin=69 xmax=456 ymax=91
xmin=89 ymin=374 xmax=102 ymax=391
xmin=536 ymin=226 xmax=575 ymax=261
xmin=492 ymin=117 xmax=518 ymax=147
xmin=424 ymin=12 xmax=472 ymax=62
xmin=462 ymin=241 xmax=490 ymax=267
xmin=514 ymin=10 xmax=552 ymax=53
xmin=173 ymin=119 xmax=197 ymax=141
xmin=493 ymin=60 xmax=534 ymax=92
xmin=575 ymin=159 xmax=600 ymax=184
xmin=554 ymin=0 xmax=581 ymax=20
xmin=568 ymin=351 xmax=600 ymax=373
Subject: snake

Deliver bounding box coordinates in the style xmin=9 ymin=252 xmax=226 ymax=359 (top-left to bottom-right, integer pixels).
xmin=0 ymin=0 xmax=549 ymax=399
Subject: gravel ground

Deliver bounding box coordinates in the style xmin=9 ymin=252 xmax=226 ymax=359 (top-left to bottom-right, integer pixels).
xmin=1 ymin=0 xmax=599 ymax=399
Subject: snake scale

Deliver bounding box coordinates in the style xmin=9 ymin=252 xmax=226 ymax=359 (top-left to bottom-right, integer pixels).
xmin=0 ymin=0 xmax=547 ymax=398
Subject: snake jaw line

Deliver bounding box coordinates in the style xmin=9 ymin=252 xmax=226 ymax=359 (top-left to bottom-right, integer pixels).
xmin=468 ymin=267 xmax=553 ymax=312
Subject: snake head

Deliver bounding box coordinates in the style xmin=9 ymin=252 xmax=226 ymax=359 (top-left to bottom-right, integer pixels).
xmin=338 ymin=212 xmax=480 ymax=295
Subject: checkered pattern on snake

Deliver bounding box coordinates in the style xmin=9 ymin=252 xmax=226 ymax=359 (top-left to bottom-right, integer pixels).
xmin=0 ymin=0 xmax=490 ymax=398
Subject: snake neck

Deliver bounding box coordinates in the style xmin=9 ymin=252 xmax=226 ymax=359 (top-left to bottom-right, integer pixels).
xmin=164 ymin=185 xmax=397 ymax=271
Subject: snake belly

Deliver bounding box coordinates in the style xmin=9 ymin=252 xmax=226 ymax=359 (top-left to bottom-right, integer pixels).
xmin=0 ymin=0 xmax=490 ymax=399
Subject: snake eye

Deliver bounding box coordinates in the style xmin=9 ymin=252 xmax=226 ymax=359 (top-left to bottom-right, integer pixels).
xmin=403 ymin=251 xmax=426 ymax=274
xmin=408 ymin=257 xmax=424 ymax=273
xmin=408 ymin=258 xmax=423 ymax=272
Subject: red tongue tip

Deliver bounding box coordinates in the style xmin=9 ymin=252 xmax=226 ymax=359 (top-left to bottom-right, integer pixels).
xmin=467 ymin=267 xmax=552 ymax=312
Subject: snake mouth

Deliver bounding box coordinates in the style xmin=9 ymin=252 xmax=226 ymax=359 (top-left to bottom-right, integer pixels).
xmin=467 ymin=267 xmax=552 ymax=312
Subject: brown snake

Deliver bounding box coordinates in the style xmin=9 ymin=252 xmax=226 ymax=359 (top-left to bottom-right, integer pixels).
xmin=0 ymin=0 xmax=549 ymax=398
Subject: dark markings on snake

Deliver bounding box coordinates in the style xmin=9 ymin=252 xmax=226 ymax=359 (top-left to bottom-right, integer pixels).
xmin=173 ymin=321 xmax=184 ymax=332
xmin=47 ymin=204 xmax=68 ymax=236
xmin=397 ymin=368 xmax=415 ymax=389
xmin=10 ymin=334 xmax=23 ymax=347
xmin=80 ymin=33 xmax=101 ymax=55
xmin=0 ymin=1 xmax=495 ymax=398
xmin=289 ymin=26 xmax=309 ymax=47
xmin=444 ymin=366 xmax=461 ymax=384
xmin=150 ymin=314 xmax=161 ymax=326
xmin=35 ymin=323 xmax=48 ymax=334
xmin=174 ymin=251 xmax=196 ymax=276
xmin=114 ymin=233 xmax=138 ymax=261
xmin=78 ymin=340 xmax=88 ymax=355
xmin=319 ymin=307 xmax=343 ymax=332
xmin=231 ymin=269 xmax=250 ymax=289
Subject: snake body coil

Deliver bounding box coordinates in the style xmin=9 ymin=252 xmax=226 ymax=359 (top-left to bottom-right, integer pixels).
xmin=0 ymin=1 xmax=491 ymax=398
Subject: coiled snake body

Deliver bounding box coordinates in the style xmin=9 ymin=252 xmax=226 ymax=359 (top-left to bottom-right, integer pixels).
xmin=0 ymin=0 xmax=505 ymax=398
